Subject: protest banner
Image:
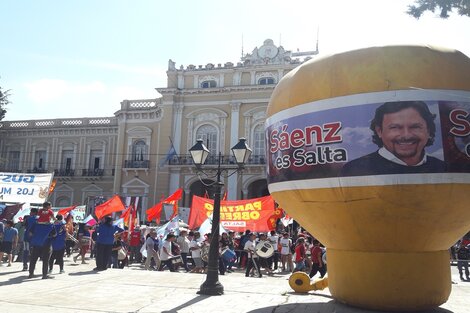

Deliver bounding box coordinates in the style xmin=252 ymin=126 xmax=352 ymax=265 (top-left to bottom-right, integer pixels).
xmin=189 ymin=195 xmax=275 ymax=232
xmin=0 ymin=173 xmax=54 ymax=203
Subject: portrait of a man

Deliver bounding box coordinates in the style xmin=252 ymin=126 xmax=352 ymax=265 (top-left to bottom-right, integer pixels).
xmin=341 ymin=101 xmax=446 ymax=176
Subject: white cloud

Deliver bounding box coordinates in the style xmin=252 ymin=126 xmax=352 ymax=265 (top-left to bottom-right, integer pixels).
xmin=341 ymin=126 xmax=374 ymax=148
xmin=24 ymin=79 xmax=106 ymax=103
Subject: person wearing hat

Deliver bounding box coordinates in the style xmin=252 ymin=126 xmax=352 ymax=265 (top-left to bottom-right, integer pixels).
xmin=129 ymin=225 xmax=143 ymax=264
xmin=177 ymin=229 xmax=190 ymax=272
xmin=144 ymin=228 xmax=160 ymax=270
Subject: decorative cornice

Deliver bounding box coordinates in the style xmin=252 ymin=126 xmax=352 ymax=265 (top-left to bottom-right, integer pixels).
xmin=157 ymin=85 xmax=276 ymax=96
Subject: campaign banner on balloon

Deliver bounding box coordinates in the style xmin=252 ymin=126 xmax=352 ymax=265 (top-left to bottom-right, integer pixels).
xmin=266 ymin=90 xmax=470 ymax=191
xmin=0 ymin=173 xmax=54 ymax=203
xmin=189 ymin=195 xmax=275 ymax=232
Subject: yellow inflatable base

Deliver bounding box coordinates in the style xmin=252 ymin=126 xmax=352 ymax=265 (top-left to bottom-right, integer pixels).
xmin=289 ymin=272 xmax=329 ymax=293
xmin=328 ymin=249 xmax=451 ymax=311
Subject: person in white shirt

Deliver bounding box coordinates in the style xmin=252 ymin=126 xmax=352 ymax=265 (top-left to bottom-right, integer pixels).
xmin=176 ymin=229 xmax=190 ymax=272
xmin=267 ymin=230 xmax=280 ymax=271
xmin=244 ymin=233 xmax=262 ymax=278
xmin=279 ymin=232 xmax=293 ymax=272
xmin=159 ymin=233 xmax=176 ymax=272
xmin=144 ymin=229 xmax=159 ymax=271
xmin=189 ymin=231 xmax=204 ymax=273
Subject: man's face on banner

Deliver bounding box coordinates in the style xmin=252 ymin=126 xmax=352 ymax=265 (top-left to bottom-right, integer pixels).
xmin=376 ymin=107 xmax=430 ymax=165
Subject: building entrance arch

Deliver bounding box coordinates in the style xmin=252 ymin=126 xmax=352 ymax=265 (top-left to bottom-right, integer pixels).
xmin=247 ymin=179 xmax=269 ymax=199
xmin=188 ymin=179 xmax=216 ymax=207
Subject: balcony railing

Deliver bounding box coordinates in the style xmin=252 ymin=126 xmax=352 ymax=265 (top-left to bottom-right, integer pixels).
xmin=27 ymin=168 xmax=49 ymax=173
xmin=167 ymin=154 xmax=266 ymax=166
xmin=82 ymin=169 xmax=104 ymax=177
xmin=54 ymin=169 xmax=75 ymax=177
xmin=124 ymin=160 xmax=150 ymax=169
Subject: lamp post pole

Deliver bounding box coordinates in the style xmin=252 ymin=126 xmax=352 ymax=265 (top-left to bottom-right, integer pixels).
xmin=190 ymin=138 xmax=252 ymax=296
xmin=197 ymin=153 xmax=224 ymax=295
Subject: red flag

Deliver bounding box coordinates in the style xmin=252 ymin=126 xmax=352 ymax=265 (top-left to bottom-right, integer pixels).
xmin=121 ymin=205 xmax=132 ymax=221
xmin=146 ymin=201 xmax=163 ymax=223
xmin=165 ymin=188 xmax=183 ymax=202
xmin=0 ymin=203 xmax=24 ymax=220
xmin=58 ymin=205 xmax=77 ymax=216
xmin=94 ymin=195 xmax=125 ymax=219
xmin=165 ymin=188 xmax=183 ymax=219
xmin=222 ymin=192 xmax=227 ymax=201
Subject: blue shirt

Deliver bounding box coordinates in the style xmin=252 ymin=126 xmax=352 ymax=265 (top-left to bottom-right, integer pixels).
xmin=3 ymin=227 xmax=18 ymax=242
xmin=51 ymin=223 xmax=66 ymax=251
xmin=24 ymin=215 xmax=38 ymax=242
xmin=96 ymin=223 xmax=123 ymax=245
xmin=30 ymin=223 xmax=54 ymax=247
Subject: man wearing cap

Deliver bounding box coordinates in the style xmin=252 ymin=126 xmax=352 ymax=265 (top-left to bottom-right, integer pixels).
xmin=144 ymin=228 xmax=160 ymax=270
xmin=129 ymin=225 xmax=143 ymax=264
xmin=244 ymin=233 xmax=262 ymax=278
xmin=177 ymin=229 xmax=190 ymax=272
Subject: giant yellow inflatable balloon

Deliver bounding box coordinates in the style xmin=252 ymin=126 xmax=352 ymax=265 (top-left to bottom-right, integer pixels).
xmin=266 ymin=46 xmax=470 ymax=311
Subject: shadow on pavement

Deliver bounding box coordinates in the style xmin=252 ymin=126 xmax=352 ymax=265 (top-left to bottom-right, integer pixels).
xmin=161 ymin=295 xmax=209 ymax=313
xmin=0 ymin=274 xmax=32 ymax=287
xmin=68 ymin=270 xmax=99 ymax=276
xmin=247 ymin=301 xmax=455 ymax=313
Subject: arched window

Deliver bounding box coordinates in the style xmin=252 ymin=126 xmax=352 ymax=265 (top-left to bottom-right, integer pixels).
xmin=258 ymin=77 xmax=275 ymax=85
xmin=196 ymin=125 xmax=218 ymax=155
xmin=132 ymin=140 xmax=148 ymax=161
xmin=201 ymin=80 xmax=217 ymax=88
xmin=253 ymin=124 xmax=265 ymax=157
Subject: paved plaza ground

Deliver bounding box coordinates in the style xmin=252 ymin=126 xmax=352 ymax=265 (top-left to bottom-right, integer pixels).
xmin=0 ymin=257 xmax=469 ymax=313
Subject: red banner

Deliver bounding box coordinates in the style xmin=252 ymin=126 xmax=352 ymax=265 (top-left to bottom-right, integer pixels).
xmin=189 ymin=195 xmax=275 ymax=232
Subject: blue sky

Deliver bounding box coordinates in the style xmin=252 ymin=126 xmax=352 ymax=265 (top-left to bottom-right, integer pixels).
xmin=2 ymin=0 xmax=470 ymax=120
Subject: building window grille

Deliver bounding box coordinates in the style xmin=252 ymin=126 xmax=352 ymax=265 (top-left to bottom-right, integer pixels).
xmin=196 ymin=124 xmax=218 ymax=155
xmin=258 ymin=77 xmax=275 ymax=85
xmin=201 ymin=80 xmax=217 ymax=88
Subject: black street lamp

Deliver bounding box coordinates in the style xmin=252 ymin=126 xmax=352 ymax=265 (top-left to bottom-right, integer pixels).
xmin=189 ymin=137 xmax=252 ymax=295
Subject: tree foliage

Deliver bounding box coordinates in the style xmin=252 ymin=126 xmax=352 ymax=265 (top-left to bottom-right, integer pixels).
xmin=408 ymin=0 xmax=470 ymax=18
xmin=0 ymin=82 xmax=9 ymax=121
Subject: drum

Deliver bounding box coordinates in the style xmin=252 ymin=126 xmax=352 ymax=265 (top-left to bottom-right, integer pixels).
xmin=170 ymin=255 xmax=183 ymax=265
xmin=221 ymin=248 xmax=236 ymax=263
xmin=80 ymin=237 xmax=91 ymax=246
xmin=255 ymin=241 xmax=275 ymax=258
xmin=201 ymin=244 xmax=210 ymax=262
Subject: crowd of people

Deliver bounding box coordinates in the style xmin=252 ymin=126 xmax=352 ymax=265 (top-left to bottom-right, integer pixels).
xmin=2 ymin=201 xmax=468 ymax=282
xmin=0 ymin=202 xmax=331 ymax=280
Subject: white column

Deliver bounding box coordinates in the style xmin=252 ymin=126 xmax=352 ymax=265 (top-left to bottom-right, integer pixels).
xmin=250 ymin=71 xmax=256 ymax=85
xmin=173 ymin=103 xmax=184 ymax=154
xmin=177 ymin=74 xmax=184 ymax=89
xmin=228 ymin=102 xmax=241 ymax=200
xmin=219 ymin=73 xmax=224 ymax=87
xmin=169 ymin=171 xmax=180 ymax=195
xmin=277 ymin=69 xmax=284 ymax=82
xmin=193 ymin=75 xmax=199 ymax=88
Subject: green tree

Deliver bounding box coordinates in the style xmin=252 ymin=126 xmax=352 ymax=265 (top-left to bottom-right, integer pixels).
xmin=0 ymin=82 xmax=9 ymax=121
xmin=407 ymin=0 xmax=470 ymax=18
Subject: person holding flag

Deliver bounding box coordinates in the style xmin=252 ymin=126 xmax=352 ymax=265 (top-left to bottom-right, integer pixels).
xmin=94 ymin=216 xmax=124 ymax=271
xmin=22 ymin=208 xmax=38 ymax=271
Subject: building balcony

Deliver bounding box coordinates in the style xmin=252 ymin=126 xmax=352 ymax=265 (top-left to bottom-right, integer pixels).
xmin=167 ymin=154 xmax=266 ymax=166
xmin=124 ymin=160 xmax=150 ymax=169
xmin=27 ymin=168 xmax=49 ymax=173
xmin=82 ymin=168 xmax=105 ymax=177
xmin=54 ymin=169 xmax=75 ymax=177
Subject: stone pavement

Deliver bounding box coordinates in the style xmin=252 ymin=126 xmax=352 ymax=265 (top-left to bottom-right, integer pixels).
xmin=0 ymin=257 xmax=469 ymax=313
